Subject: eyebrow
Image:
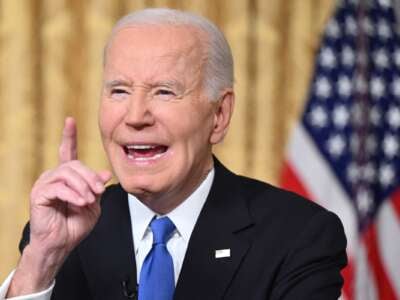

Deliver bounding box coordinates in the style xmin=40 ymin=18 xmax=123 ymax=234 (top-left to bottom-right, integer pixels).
xmin=151 ymin=80 xmax=184 ymax=90
xmin=104 ymin=79 xmax=132 ymax=89
xmin=104 ymin=79 xmax=185 ymax=91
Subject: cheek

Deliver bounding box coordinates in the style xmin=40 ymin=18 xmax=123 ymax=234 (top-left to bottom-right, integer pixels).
xmin=176 ymin=109 xmax=215 ymax=146
xmin=98 ymin=101 xmax=122 ymax=140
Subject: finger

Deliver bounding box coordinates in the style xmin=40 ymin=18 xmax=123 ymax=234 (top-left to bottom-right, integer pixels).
xmin=98 ymin=170 xmax=113 ymax=184
xmin=38 ymin=182 xmax=86 ymax=207
xmin=68 ymin=199 xmax=101 ymax=217
xmin=59 ymin=117 xmax=78 ymax=164
xmin=54 ymin=183 xmax=87 ymax=206
xmin=44 ymin=167 xmax=96 ymax=203
xmin=37 ymin=170 xmax=53 ymax=181
xmin=68 ymin=162 xmax=111 ymax=194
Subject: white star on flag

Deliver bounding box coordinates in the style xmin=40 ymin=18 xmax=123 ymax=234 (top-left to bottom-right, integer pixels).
xmin=377 ymin=19 xmax=391 ymax=40
xmin=309 ymin=106 xmax=328 ymax=128
xmin=379 ymin=163 xmax=395 ymax=186
xmin=315 ymin=76 xmax=332 ymax=98
xmin=327 ymin=134 xmax=346 ymax=157
xmin=370 ymin=106 xmax=382 ymax=126
xmin=386 ymin=106 xmax=400 ymax=129
xmin=326 ymin=19 xmax=340 ymax=38
xmin=356 ymin=187 xmax=373 ymax=215
xmin=370 ymin=76 xmax=385 ymax=99
xmin=378 ymin=0 xmax=391 ymax=9
xmin=338 ymin=75 xmax=352 ymax=97
xmin=320 ymin=47 xmax=337 ymax=68
xmin=374 ymin=48 xmax=389 ymax=69
xmin=347 ymin=162 xmax=359 ymax=183
xmin=391 ymin=76 xmax=400 ymax=97
xmin=342 ymin=46 xmax=355 ymax=67
xmin=383 ymin=134 xmax=399 ymax=158
xmin=333 ymin=105 xmax=350 ymax=128
xmin=346 ymin=16 xmax=357 ymax=35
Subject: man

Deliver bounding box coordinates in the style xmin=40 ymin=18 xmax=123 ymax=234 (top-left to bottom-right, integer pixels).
xmin=0 ymin=8 xmax=347 ymax=300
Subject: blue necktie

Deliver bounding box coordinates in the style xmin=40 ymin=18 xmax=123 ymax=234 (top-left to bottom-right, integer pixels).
xmin=139 ymin=217 xmax=176 ymax=300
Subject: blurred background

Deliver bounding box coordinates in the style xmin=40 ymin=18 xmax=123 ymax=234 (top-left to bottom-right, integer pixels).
xmin=1 ymin=1 xmax=399 ymax=299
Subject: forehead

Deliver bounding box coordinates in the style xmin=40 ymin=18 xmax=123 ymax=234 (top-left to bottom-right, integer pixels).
xmin=104 ymin=24 xmax=206 ymax=81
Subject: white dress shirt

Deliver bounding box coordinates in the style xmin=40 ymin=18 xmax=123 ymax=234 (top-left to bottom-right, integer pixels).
xmin=129 ymin=168 xmax=214 ymax=284
xmin=0 ymin=168 xmax=214 ymax=299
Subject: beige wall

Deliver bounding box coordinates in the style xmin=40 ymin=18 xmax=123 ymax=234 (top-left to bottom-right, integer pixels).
xmin=0 ymin=0 xmax=334 ymax=279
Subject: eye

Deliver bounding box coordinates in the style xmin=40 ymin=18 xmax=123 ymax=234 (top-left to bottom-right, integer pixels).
xmin=110 ymin=88 xmax=129 ymax=100
xmin=156 ymin=89 xmax=174 ymax=96
xmin=111 ymin=88 xmax=128 ymax=94
xmin=154 ymin=88 xmax=176 ymax=101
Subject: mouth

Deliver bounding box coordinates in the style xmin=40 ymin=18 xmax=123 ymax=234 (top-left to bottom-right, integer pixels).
xmin=123 ymin=144 xmax=169 ymax=162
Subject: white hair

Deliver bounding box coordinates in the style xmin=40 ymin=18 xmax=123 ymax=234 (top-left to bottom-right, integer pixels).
xmin=105 ymin=8 xmax=234 ymax=101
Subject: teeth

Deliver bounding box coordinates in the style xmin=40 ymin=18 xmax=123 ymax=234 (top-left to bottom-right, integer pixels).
xmin=127 ymin=152 xmax=165 ymax=161
xmin=126 ymin=145 xmax=156 ymax=150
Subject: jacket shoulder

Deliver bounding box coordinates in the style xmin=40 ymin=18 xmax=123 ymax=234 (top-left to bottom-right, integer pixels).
xmin=231 ymin=173 xmax=343 ymax=235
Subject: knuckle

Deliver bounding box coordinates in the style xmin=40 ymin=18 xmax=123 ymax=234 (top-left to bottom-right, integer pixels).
xmin=83 ymin=184 xmax=91 ymax=195
xmin=58 ymin=165 xmax=70 ymax=174
xmin=89 ymin=172 xmax=100 ymax=185
xmin=86 ymin=194 xmax=94 ymax=204
xmin=69 ymin=159 xmax=80 ymax=167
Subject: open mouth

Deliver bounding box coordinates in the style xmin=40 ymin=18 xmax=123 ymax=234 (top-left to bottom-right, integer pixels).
xmin=123 ymin=144 xmax=169 ymax=161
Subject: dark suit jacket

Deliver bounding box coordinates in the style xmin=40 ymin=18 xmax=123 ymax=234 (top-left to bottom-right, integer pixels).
xmin=20 ymin=159 xmax=347 ymax=300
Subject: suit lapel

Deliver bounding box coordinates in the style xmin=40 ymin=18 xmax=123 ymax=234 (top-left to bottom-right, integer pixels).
xmin=78 ymin=185 xmax=138 ymax=300
xmin=174 ymin=159 xmax=254 ymax=300
xmin=77 ymin=160 xmax=253 ymax=299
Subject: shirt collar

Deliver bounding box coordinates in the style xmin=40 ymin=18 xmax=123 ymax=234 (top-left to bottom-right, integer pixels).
xmin=128 ymin=168 xmax=215 ymax=252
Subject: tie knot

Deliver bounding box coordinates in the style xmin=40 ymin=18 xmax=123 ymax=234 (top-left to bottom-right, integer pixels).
xmin=150 ymin=217 xmax=175 ymax=245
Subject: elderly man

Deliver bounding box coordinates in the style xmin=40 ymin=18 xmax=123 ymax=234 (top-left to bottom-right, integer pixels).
xmin=1 ymin=8 xmax=347 ymax=300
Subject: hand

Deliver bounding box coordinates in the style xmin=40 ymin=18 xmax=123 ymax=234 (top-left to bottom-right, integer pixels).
xmin=29 ymin=117 xmax=111 ymax=255
xmin=7 ymin=117 xmax=112 ymax=296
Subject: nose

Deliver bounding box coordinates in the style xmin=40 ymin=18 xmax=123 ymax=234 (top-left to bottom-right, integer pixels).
xmin=124 ymin=91 xmax=155 ymax=129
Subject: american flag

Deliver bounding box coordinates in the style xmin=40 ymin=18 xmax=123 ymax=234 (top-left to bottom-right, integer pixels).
xmin=281 ymin=0 xmax=400 ymax=299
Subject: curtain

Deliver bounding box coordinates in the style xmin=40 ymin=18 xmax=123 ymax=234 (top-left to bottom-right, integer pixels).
xmin=0 ymin=0 xmax=334 ymax=279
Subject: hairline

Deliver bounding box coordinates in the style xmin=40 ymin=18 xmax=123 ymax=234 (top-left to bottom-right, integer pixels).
xmin=102 ymin=8 xmax=234 ymax=101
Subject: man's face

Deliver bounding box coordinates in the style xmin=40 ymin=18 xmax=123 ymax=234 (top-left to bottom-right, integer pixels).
xmin=99 ymin=24 xmax=230 ymax=212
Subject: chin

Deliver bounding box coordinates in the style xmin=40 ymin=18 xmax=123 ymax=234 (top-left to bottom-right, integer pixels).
xmin=116 ymin=171 xmax=161 ymax=195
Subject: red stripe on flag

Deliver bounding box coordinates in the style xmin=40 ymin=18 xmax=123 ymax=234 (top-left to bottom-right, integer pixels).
xmin=364 ymin=224 xmax=398 ymax=300
xmin=341 ymin=257 xmax=354 ymax=300
xmin=280 ymin=162 xmax=312 ymax=200
xmin=390 ymin=188 xmax=400 ymax=220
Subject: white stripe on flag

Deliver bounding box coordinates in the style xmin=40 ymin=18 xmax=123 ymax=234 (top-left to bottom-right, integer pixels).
xmin=355 ymin=242 xmax=378 ymax=300
xmin=287 ymin=124 xmax=357 ymax=255
xmin=376 ymin=200 xmax=400 ymax=298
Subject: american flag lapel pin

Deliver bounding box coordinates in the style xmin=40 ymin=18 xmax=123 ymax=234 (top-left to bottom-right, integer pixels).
xmin=215 ymin=249 xmax=231 ymax=258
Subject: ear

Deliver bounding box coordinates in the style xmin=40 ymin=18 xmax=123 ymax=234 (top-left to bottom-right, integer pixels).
xmin=210 ymin=89 xmax=235 ymax=145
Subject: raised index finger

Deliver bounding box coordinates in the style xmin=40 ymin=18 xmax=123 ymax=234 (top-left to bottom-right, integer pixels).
xmin=59 ymin=117 xmax=78 ymax=164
